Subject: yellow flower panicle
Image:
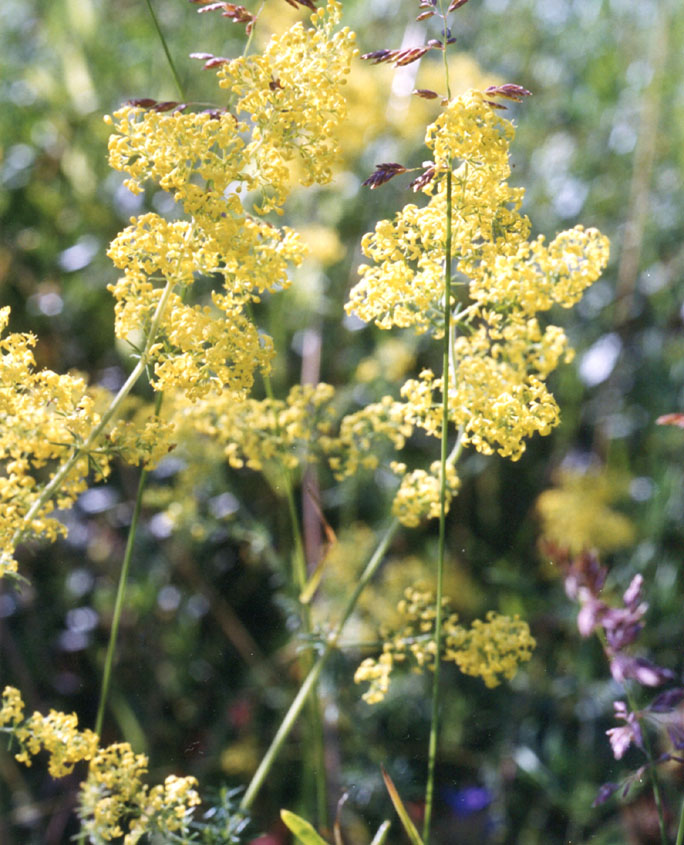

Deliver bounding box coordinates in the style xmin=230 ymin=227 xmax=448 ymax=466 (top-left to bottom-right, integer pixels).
xmin=537 ymin=468 xmax=635 ymax=554
xmin=104 ymin=0 xmax=356 ymax=400
xmin=1 ymin=686 xmax=200 ymax=843
xmin=1 ymin=686 xmax=98 ymax=777
xmin=177 ymin=381 xmax=337 ymax=473
xmin=0 ymin=308 xmax=109 ymax=576
xmin=390 ymin=461 xmax=461 ymax=528
xmin=446 ymin=610 xmax=536 ymax=689
xmin=217 ymin=0 xmax=356 ymax=210
xmin=79 ymin=744 xmax=200 ymax=845
xmin=354 ymin=587 xmax=535 ymax=703
xmin=347 ymin=88 xmax=609 ymax=463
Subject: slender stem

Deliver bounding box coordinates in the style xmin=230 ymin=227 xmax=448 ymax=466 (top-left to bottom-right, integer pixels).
xmin=144 ymin=0 xmax=185 ymax=100
xmin=675 ymin=793 xmax=684 ymax=845
xmin=258 ymin=363 xmax=328 ymax=827
xmin=624 ymin=686 xmax=668 ymax=845
xmin=240 ymin=519 xmax=400 ymax=814
xmin=423 ymin=163 xmax=453 ymax=845
xmin=94 ymin=391 xmax=164 ymax=738
xmin=597 ymin=628 xmax=668 ymax=845
xmin=11 ymin=280 xmax=175 ymax=555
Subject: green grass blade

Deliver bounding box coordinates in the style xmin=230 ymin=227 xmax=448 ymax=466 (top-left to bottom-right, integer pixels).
xmin=281 ymin=809 xmax=331 ymax=845
xmin=381 ymin=767 xmax=424 ymax=845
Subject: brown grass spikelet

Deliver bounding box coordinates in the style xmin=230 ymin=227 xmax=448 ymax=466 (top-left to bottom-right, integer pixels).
xmin=362 ymin=46 xmax=433 ymax=67
xmin=362 ymin=163 xmax=408 ymax=189
xmin=409 ymin=162 xmax=436 ymax=192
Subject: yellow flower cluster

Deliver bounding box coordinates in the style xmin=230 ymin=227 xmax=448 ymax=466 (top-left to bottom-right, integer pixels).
xmin=1 ymin=686 xmax=97 ymax=777
xmin=354 ymin=587 xmax=535 ymax=703
xmin=218 ymin=0 xmax=356 ymax=209
xmin=108 ymin=398 xmax=177 ymax=469
xmin=347 ymin=89 xmax=609 ymax=462
xmin=537 ymin=468 xmax=635 ymax=554
xmin=390 ymin=460 xmax=461 ymax=528
xmin=177 ymin=382 xmax=337 ymax=473
xmin=79 ymin=744 xmax=200 ymax=844
xmin=1 ymin=686 xmax=200 ymax=843
xmin=445 ymin=610 xmax=536 ymax=689
xmin=0 ymin=308 xmax=108 ymax=577
xmin=105 ymin=0 xmax=356 ymax=400
xmin=322 ymin=395 xmax=414 ymax=479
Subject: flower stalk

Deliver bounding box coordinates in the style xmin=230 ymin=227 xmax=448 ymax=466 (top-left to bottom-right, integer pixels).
xmin=10 ymin=277 xmax=176 ymax=556
xmin=240 ymin=518 xmax=401 ymax=814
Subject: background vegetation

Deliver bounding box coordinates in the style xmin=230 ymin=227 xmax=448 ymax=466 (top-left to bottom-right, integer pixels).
xmin=1 ymin=0 xmax=684 ymax=842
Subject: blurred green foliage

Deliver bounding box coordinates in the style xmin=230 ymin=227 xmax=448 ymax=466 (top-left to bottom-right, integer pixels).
xmin=2 ymin=0 xmax=684 ymax=842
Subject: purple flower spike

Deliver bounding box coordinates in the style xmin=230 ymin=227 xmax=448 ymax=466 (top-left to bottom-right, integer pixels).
xmin=623 ymin=574 xmax=644 ymax=609
xmin=577 ymin=597 xmax=607 ymax=637
xmin=592 ymin=781 xmax=619 ymax=807
xmin=606 ymin=701 xmax=643 ymax=759
xmin=610 ymin=655 xmax=675 ymax=687
xmin=648 ymin=688 xmax=684 ymax=713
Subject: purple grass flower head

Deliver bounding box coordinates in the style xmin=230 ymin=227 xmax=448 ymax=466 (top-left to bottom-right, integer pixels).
xmin=600 ymin=574 xmax=648 ymax=650
xmin=609 ymin=654 xmax=675 ymax=687
xmin=645 ymin=688 xmax=684 ymax=750
xmin=577 ymin=596 xmax=607 ymax=637
xmin=602 ymin=606 xmax=645 ymax=650
xmin=562 ymin=549 xmax=606 ymax=602
xmin=623 ymin=574 xmax=644 ymax=610
xmin=606 ymin=700 xmax=643 ymax=759
xmin=592 ymin=781 xmax=619 ymax=807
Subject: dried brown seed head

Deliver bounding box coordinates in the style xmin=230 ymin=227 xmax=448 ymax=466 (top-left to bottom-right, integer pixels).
xmin=485 ymin=83 xmax=533 ymax=102
xmin=362 ymin=44 xmax=436 ymax=67
xmin=362 ymin=163 xmax=408 ymax=189
xmin=410 ymin=163 xmax=436 ymax=191
xmin=190 ymin=52 xmax=231 ymax=69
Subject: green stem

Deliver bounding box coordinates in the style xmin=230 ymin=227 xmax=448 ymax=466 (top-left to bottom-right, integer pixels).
xmin=11 ymin=279 xmax=175 ymax=555
xmin=423 ymin=164 xmax=453 ymax=845
xmin=240 ymin=518 xmax=400 ymax=814
xmin=258 ymin=364 xmax=328 ymax=827
xmin=625 ymin=686 xmax=668 ymax=845
xmin=597 ymin=629 xmax=668 ymax=845
xmin=675 ymin=793 xmax=684 ymax=845
xmin=144 ymin=0 xmax=185 ymax=100
xmin=94 ymin=391 xmax=164 ymax=738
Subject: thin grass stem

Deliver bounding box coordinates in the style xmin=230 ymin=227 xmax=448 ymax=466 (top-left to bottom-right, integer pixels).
xmin=675 ymin=793 xmax=684 ymax=845
xmin=240 ymin=518 xmax=400 ymax=814
xmin=94 ymin=391 xmax=164 ymax=738
xmin=259 ymin=365 xmax=328 ymax=827
xmin=144 ymin=0 xmax=185 ymax=99
xmin=11 ymin=278 xmax=176 ymax=557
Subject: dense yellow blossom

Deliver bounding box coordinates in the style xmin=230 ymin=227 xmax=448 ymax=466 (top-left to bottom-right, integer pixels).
xmin=390 ymin=460 xmax=461 ymax=527
xmin=347 ymin=88 xmax=609 ymax=463
xmin=102 ymin=0 xmax=355 ymax=403
xmin=354 ymin=588 xmax=535 ymax=703
xmin=1 ymin=687 xmax=199 ymax=842
xmin=0 ymin=686 xmax=24 ymax=727
xmin=537 ymin=468 xmax=635 ymax=554
xmin=177 ymin=382 xmax=337 ymax=473
xmin=446 ymin=610 xmax=536 ymax=689
xmin=0 ymin=308 xmax=108 ymax=576
xmin=79 ymin=743 xmax=200 ymax=843
xmin=217 ymin=0 xmax=356 ymax=210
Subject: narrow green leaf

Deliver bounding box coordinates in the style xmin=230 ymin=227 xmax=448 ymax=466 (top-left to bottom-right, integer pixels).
xmin=381 ymin=767 xmax=424 ymax=845
xmin=369 ymin=820 xmax=392 ymax=845
xmin=299 ymin=555 xmax=326 ymax=604
xmin=280 ymin=809 xmax=331 ymax=845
